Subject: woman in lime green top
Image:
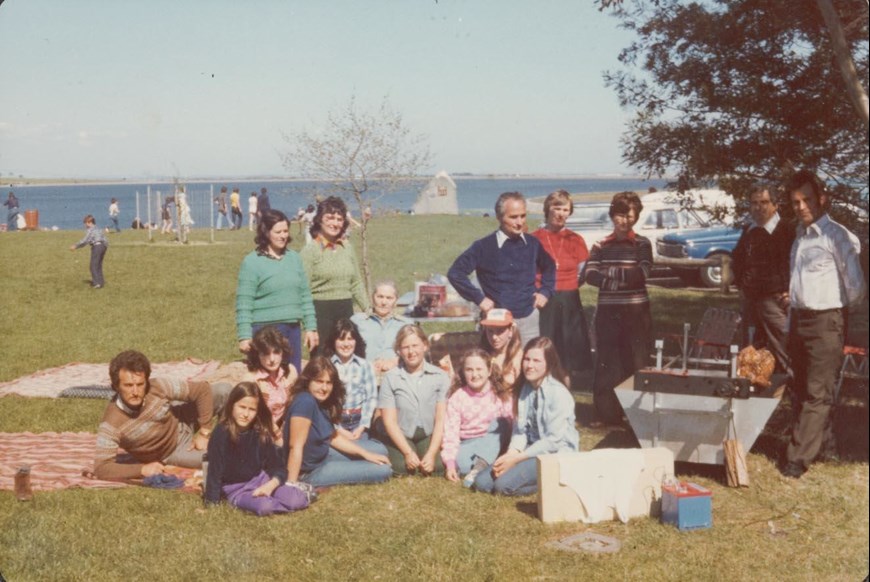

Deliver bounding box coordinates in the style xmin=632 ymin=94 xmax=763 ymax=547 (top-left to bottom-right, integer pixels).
xmin=300 ymin=197 xmax=369 ymax=351
xmin=237 ymin=209 xmax=318 ymax=373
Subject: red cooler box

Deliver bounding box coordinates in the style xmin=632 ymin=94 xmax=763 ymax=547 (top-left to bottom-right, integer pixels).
xmin=661 ymin=482 xmax=712 ymax=531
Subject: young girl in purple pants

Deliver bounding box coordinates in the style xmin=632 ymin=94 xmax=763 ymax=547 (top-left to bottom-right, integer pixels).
xmin=204 ymin=382 xmax=313 ymax=516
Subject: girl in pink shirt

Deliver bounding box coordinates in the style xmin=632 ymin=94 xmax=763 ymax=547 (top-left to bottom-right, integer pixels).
xmin=442 ymin=349 xmax=513 ymax=483
xmin=245 ymin=326 xmax=298 ymax=446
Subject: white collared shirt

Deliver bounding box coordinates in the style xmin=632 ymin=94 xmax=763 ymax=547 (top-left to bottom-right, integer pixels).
xmin=751 ymin=212 xmax=780 ymax=235
xmin=789 ymin=213 xmax=865 ymax=310
xmin=495 ymin=229 xmax=527 ymax=248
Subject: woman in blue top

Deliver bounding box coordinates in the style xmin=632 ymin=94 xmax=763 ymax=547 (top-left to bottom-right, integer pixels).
xmin=473 ymin=336 xmax=579 ymax=496
xmin=236 ymin=209 xmax=319 ymax=373
xmin=284 ymin=356 xmax=391 ymax=487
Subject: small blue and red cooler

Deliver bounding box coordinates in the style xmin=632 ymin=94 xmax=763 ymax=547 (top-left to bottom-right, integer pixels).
xmin=661 ymin=482 xmax=712 ymax=531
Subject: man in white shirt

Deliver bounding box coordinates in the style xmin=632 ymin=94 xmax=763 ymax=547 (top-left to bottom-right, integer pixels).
xmin=782 ymin=170 xmax=866 ymax=478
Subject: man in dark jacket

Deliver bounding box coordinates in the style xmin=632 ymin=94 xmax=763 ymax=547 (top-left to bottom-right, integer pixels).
xmin=732 ymin=185 xmax=794 ymax=374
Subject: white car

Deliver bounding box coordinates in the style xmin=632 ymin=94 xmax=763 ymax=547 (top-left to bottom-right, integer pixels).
xmin=564 ymin=189 xmax=734 ymax=259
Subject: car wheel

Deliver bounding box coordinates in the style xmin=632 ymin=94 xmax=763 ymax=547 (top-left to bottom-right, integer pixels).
xmin=700 ymin=252 xmax=733 ymax=288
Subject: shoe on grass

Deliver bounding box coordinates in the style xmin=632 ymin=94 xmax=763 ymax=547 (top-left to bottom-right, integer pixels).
xmin=462 ymin=457 xmax=490 ymax=488
xmin=781 ymin=462 xmax=806 ymax=479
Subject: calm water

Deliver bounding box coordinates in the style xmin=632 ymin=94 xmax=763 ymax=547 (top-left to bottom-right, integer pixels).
xmin=5 ymin=176 xmax=667 ymax=231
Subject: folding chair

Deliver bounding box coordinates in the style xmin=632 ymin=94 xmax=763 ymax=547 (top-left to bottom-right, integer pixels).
xmin=655 ymin=308 xmax=742 ymax=371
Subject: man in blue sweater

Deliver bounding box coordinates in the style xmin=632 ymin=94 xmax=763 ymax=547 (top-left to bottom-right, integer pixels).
xmin=448 ymin=192 xmax=556 ymax=345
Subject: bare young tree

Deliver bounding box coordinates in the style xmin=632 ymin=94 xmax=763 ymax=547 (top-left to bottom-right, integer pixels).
xmin=281 ymin=95 xmax=432 ymax=295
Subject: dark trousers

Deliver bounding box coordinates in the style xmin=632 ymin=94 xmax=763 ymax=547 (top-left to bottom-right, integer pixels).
xmin=592 ymin=303 xmax=652 ymax=424
xmin=372 ymin=421 xmax=444 ymax=476
xmin=743 ymin=294 xmax=791 ymax=375
xmin=89 ymin=243 xmax=107 ymax=287
xmin=312 ymin=298 xmax=353 ymax=355
xmin=786 ymin=309 xmax=844 ymax=468
xmin=539 ymin=290 xmax=593 ymax=376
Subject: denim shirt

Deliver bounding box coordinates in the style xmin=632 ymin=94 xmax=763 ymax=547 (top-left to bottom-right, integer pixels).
xmin=509 ymin=375 xmax=579 ymax=458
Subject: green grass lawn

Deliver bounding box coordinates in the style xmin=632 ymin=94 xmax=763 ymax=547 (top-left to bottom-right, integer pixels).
xmin=1 ymin=216 xmax=867 ymax=581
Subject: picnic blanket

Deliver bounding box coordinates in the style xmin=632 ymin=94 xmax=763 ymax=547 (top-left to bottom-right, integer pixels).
xmin=0 ymin=432 xmax=129 ymax=491
xmin=0 ymin=432 xmax=201 ymax=493
xmin=0 ymin=359 xmax=222 ymax=399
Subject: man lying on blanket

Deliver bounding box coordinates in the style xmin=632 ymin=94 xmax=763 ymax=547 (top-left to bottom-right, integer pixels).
xmin=94 ymin=350 xmax=230 ymax=481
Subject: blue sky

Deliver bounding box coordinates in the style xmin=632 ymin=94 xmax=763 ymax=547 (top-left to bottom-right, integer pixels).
xmin=0 ymin=0 xmax=638 ymax=179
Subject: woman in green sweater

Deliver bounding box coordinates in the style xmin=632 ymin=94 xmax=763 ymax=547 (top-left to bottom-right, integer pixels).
xmin=300 ymin=197 xmax=368 ymax=351
xmin=237 ymin=209 xmax=318 ymax=373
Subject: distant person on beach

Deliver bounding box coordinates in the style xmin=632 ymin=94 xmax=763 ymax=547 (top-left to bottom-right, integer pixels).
xmin=69 ymin=214 xmax=108 ymax=289
xmin=4 ymin=191 xmax=20 ymax=232
xmin=584 ymin=191 xmax=653 ymax=426
xmin=161 ymin=203 xmax=173 ymax=234
xmin=532 ymin=190 xmax=593 ymax=383
xmin=94 ymin=350 xmax=231 ymax=480
xmin=301 ymin=204 xmax=316 ymax=242
xmin=177 ymin=187 xmax=194 ymax=242
xmin=448 ymin=191 xmax=556 ymax=346
xmin=257 ymin=187 xmax=271 ymax=221
xmin=108 ymin=198 xmax=121 ymax=233
xmin=215 ymin=186 xmax=228 ymax=230
xmin=248 ymin=192 xmax=258 ymax=231
xmin=230 ymin=187 xmax=243 ymax=230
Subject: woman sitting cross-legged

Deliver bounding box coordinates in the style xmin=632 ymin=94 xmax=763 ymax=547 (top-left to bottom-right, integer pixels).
xmin=204 ymin=382 xmax=312 ymax=516
xmin=473 ymin=336 xmax=579 ymax=496
xmin=374 ymin=324 xmax=449 ymax=476
xmin=284 ymin=356 xmax=392 ymax=487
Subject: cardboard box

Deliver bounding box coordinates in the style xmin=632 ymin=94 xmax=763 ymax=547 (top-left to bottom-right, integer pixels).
xmin=661 ymin=482 xmax=712 ymax=530
xmin=537 ymin=448 xmax=674 ymax=524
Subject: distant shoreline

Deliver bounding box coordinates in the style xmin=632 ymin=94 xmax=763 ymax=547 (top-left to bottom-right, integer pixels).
xmin=6 ymin=173 xmax=667 ymax=188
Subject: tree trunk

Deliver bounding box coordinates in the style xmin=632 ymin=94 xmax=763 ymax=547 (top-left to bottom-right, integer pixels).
xmin=816 ymin=0 xmax=870 ymax=131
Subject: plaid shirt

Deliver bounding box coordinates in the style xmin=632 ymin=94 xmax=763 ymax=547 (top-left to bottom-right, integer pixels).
xmin=331 ymin=354 xmax=378 ymax=430
xmin=75 ymin=225 xmax=108 ymax=249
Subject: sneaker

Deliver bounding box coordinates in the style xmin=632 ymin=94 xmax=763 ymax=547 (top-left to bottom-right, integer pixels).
xmin=93 ymin=284 xmax=103 ymax=289
xmin=287 ymin=481 xmax=318 ymax=504
xmin=462 ymin=457 xmax=490 ymax=488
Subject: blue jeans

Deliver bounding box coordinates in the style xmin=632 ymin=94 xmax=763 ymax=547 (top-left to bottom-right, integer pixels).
xmin=7 ymin=208 xmax=19 ymax=231
xmin=473 ymin=457 xmax=538 ymax=496
xmin=456 ymin=433 xmax=502 ymax=475
xmin=346 ymin=431 xmax=389 ymax=457
xmin=300 ymin=447 xmax=392 ymax=487
xmin=110 ymin=216 xmax=120 ymax=232
xmin=252 ymin=322 xmax=302 ymax=373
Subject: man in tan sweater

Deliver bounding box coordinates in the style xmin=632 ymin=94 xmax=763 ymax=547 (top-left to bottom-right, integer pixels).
xmin=94 ymin=350 xmax=229 ymax=481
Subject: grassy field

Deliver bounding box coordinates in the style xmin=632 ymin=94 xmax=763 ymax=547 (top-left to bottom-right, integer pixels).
xmin=0 ymin=216 xmax=867 ymax=581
